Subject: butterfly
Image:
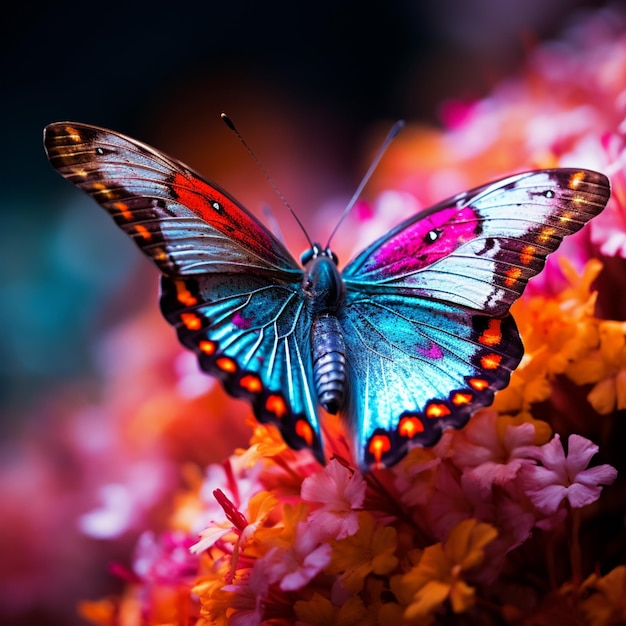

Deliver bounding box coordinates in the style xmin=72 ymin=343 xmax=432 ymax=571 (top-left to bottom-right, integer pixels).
xmin=43 ymin=121 xmax=610 ymax=470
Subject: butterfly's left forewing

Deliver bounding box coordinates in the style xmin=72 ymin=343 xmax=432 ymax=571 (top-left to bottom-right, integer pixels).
xmin=44 ymin=122 xmax=301 ymax=277
xmin=342 ymin=168 xmax=610 ymax=468
xmin=44 ymin=122 xmax=324 ymax=463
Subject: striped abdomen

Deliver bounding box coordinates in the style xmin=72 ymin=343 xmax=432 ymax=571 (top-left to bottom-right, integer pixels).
xmin=312 ymin=314 xmax=347 ymax=414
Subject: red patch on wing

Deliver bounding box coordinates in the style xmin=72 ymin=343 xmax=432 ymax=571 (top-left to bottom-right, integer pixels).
xmin=425 ymin=402 xmax=451 ymax=419
xmin=171 ymin=172 xmax=279 ymax=256
xmin=398 ymin=416 xmax=425 ymax=438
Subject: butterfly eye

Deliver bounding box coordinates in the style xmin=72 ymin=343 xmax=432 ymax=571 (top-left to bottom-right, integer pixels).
xmin=543 ymin=189 xmax=556 ymax=199
xmin=301 ymin=248 xmax=315 ymax=265
xmin=211 ymin=201 xmax=223 ymax=212
xmin=326 ymin=248 xmax=339 ymax=265
xmin=424 ymin=228 xmax=443 ymax=244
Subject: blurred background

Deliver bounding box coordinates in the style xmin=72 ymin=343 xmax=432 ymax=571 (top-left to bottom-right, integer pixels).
xmin=0 ymin=0 xmax=614 ymax=624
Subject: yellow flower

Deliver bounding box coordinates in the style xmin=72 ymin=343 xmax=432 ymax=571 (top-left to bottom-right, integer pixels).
xmin=391 ymin=519 xmax=497 ymax=623
xmin=492 ymin=354 xmax=554 ymax=415
xmin=294 ymin=580 xmax=404 ymax=626
xmin=294 ymin=593 xmax=372 ymax=626
xmin=235 ymin=419 xmax=288 ymax=467
xmin=327 ymin=511 xmax=399 ymax=593
xmin=250 ymin=501 xmax=309 ymax=555
xmin=581 ymin=565 xmax=626 ymax=626
xmin=567 ymin=320 xmax=626 ymax=414
xmin=495 ymin=259 xmax=603 ymax=416
xmin=193 ymin=555 xmax=234 ymax=625
xmin=496 ymin=412 xmax=552 ymax=446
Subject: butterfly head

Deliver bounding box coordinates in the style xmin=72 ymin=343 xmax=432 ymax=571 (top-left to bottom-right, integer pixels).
xmin=301 ymin=244 xmax=344 ymax=313
xmin=300 ymin=243 xmax=338 ymax=267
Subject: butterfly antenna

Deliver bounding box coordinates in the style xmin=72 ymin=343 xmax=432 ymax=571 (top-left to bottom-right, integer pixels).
xmin=221 ymin=113 xmax=313 ymax=247
xmin=325 ymin=119 xmax=405 ymax=249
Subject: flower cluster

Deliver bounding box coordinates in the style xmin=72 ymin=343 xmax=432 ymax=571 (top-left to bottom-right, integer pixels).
xmin=78 ymin=8 xmax=626 ymax=626
xmin=80 ymin=333 xmax=619 ymax=626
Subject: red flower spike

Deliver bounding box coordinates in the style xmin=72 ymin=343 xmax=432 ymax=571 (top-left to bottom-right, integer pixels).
xmin=109 ymin=562 xmax=142 ymax=584
xmin=213 ymin=488 xmax=248 ymax=531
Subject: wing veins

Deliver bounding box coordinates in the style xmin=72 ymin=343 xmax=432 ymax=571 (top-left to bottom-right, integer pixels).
xmin=212 ymin=291 xmax=300 ymax=353
xmin=347 ymin=299 xmax=517 ymax=381
xmin=348 ymin=313 xmax=477 ymax=388
xmin=290 ymin=335 xmax=317 ymax=418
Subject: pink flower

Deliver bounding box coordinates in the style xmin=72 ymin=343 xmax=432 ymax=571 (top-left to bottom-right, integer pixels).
xmin=133 ymin=531 xmax=198 ymax=584
xmin=589 ymin=131 xmax=626 ymax=258
xmin=392 ymin=448 xmax=442 ymax=508
xmin=521 ymin=434 xmax=617 ymax=515
xmin=257 ymin=520 xmax=332 ymax=591
xmin=300 ymin=458 xmax=366 ymax=539
xmin=218 ymin=566 xmax=269 ymax=626
xmin=447 ymin=410 xmax=537 ymax=497
xmin=425 ymin=461 xmax=487 ymax=539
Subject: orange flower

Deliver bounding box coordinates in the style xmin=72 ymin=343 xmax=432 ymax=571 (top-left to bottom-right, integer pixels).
xmin=494 ymin=258 xmax=603 ymax=416
xmin=581 ymin=566 xmax=626 ymax=626
xmin=567 ymin=320 xmax=626 ymax=414
xmin=392 ymin=519 xmax=497 ymax=622
xmin=326 ymin=511 xmax=399 ymax=593
xmin=294 ymin=593 xmax=371 ymax=626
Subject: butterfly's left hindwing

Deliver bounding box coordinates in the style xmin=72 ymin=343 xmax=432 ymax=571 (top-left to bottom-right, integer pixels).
xmin=44 ymin=122 xmax=324 ymax=463
xmin=342 ymin=168 xmax=610 ymax=469
xmin=160 ymin=274 xmax=323 ymax=461
xmin=342 ymin=294 xmax=522 ymax=468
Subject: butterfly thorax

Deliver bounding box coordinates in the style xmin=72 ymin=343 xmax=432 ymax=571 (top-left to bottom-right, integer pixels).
xmin=301 ymin=245 xmax=344 ymax=313
xmin=301 ymin=245 xmax=347 ymax=414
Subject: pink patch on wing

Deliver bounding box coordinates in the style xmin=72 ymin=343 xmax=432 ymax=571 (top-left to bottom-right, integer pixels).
xmin=364 ymin=205 xmax=479 ymax=277
xmin=418 ymin=342 xmax=444 ymax=360
xmin=232 ymin=312 xmax=252 ymax=329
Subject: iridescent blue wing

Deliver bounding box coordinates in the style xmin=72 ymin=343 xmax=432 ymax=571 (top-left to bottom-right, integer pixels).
xmin=43 ymin=122 xmax=324 ymax=462
xmin=159 ymin=274 xmax=320 ymax=459
xmin=341 ymin=169 xmax=610 ymax=469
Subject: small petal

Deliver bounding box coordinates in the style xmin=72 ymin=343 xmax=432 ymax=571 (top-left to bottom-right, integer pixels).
xmin=564 ymin=434 xmax=600 ymax=476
